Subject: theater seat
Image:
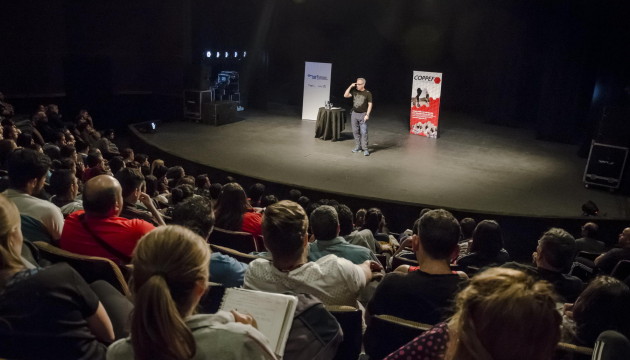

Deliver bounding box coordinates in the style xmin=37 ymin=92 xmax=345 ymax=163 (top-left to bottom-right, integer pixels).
xmin=33 ymin=241 xmax=130 ymax=297
xmin=209 ymin=243 xmax=263 ymax=264
xmin=364 ymin=314 xmax=432 ymax=360
xmin=325 ymin=305 xmax=362 ymax=360
xmin=208 ymin=227 xmax=259 ymax=253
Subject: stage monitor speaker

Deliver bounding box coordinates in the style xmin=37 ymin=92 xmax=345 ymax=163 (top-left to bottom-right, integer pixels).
xmin=583 ymin=141 xmax=629 ymax=190
xmin=201 ymin=101 xmax=237 ymax=126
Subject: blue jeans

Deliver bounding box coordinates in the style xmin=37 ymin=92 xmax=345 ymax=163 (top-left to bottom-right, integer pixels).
xmin=351 ymin=111 xmax=368 ymax=150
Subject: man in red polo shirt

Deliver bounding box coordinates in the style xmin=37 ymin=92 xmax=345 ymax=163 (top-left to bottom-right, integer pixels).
xmin=60 ymin=175 xmax=155 ymax=263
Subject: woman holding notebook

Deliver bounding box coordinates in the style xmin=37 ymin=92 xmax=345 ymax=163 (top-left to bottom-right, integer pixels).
xmin=107 ymin=225 xmax=276 ymax=360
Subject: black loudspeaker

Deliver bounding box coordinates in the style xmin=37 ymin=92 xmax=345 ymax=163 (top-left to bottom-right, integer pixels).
xmin=583 ymin=141 xmax=629 ymax=190
xmin=201 ymin=101 xmax=237 ymax=126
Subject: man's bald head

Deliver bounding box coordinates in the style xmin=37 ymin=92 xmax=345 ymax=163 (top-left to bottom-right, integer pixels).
xmin=83 ymin=175 xmax=123 ymax=217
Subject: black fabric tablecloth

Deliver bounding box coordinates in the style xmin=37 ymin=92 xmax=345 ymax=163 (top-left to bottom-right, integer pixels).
xmin=315 ymin=107 xmax=346 ymax=141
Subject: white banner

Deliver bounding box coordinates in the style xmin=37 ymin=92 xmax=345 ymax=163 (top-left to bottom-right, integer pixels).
xmin=410 ymin=71 xmax=443 ymax=138
xmin=302 ymin=62 xmax=332 ymax=120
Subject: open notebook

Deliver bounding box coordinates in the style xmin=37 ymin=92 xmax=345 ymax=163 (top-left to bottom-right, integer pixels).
xmin=219 ymin=288 xmax=298 ymax=358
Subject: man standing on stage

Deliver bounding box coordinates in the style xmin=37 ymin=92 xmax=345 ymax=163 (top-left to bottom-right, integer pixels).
xmin=344 ymin=78 xmax=373 ymax=156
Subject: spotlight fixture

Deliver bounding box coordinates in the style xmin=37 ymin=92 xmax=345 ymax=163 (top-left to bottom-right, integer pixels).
xmin=216 ymin=52 xmax=221 ymax=58
xmin=206 ymin=51 xmax=212 ymax=58
xmin=243 ymin=51 xmax=247 ymax=57
xmin=234 ymin=51 xmax=238 ymax=58
xmin=224 ymin=51 xmax=228 ymax=58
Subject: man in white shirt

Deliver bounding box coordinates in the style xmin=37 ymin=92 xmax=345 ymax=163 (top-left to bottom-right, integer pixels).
xmin=4 ymin=148 xmax=64 ymax=242
xmin=245 ymin=200 xmax=382 ymax=307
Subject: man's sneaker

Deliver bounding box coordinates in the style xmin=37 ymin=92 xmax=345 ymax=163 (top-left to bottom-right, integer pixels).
xmin=352 ymin=147 xmax=361 ymax=153
xmin=364 ymin=150 xmax=370 ymax=156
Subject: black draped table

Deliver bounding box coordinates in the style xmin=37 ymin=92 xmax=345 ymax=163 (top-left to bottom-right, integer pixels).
xmin=314 ymin=107 xmax=346 ymax=141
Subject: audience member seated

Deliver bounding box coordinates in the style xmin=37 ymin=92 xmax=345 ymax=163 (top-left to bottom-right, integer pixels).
xmin=83 ymin=150 xmax=110 ymax=182
xmin=248 ymin=182 xmax=266 ymax=209
xmin=33 ymin=111 xmax=57 ymax=143
xmin=106 ymin=225 xmax=276 ymax=360
xmin=503 ymin=228 xmax=584 ymax=302
xmin=245 ymin=200 xmax=382 ymax=307
xmin=564 ymin=276 xmax=630 ymax=347
xmin=166 ymin=165 xmax=185 ymax=188
xmin=457 ymin=220 xmax=510 ymax=271
xmin=361 ymin=207 xmax=396 ymax=253
xmin=595 ymin=227 xmax=630 ymax=275
xmin=261 ymin=194 xmax=279 ymax=208
xmin=0 ymin=195 xmax=131 ymax=360
xmin=144 ymin=174 xmax=169 ymax=208
xmin=60 ymin=175 xmax=155 ymax=264
xmin=457 ymin=217 xmax=476 ymax=259
xmin=45 ymin=104 xmax=65 ymax=129
xmin=384 ymin=268 xmax=561 ymax=360
xmin=49 ymin=168 xmax=83 ymax=217
xmin=108 ymin=156 xmax=125 ymax=175
xmin=576 ymin=221 xmax=606 ymax=253
xmin=77 ymin=122 xmax=101 ymax=149
xmin=308 ymin=205 xmax=379 ymax=265
xmin=171 ymin=196 xmax=248 ymax=288
xmin=95 ymin=129 xmax=120 ymax=159
xmin=215 ymin=182 xmax=263 ymax=240
xmin=0 ymin=92 xmax=15 ymax=119
xmin=115 ymin=168 xmax=165 ymax=226
xmin=76 ymin=109 xmax=94 ymax=128
xmin=120 ymin=147 xmax=134 ymax=166
xmin=0 ymin=139 xmax=17 ymax=171
xmin=367 ymin=209 xmax=467 ymax=325
xmin=4 ymin=148 xmax=64 ymax=242
xmin=338 ymin=204 xmax=380 ymax=253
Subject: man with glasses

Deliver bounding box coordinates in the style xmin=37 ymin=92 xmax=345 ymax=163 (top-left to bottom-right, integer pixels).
xmin=344 ymin=78 xmax=373 ymax=156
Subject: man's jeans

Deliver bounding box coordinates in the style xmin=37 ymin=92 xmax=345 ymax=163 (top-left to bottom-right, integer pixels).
xmin=351 ymin=111 xmax=368 ymax=150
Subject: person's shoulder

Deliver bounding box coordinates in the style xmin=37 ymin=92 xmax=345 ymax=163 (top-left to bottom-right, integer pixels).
xmin=106 ymin=338 xmax=133 ymax=360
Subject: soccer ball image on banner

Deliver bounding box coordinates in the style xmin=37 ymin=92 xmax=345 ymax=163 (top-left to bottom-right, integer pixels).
xmin=411 ymin=121 xmax=438 ymax=138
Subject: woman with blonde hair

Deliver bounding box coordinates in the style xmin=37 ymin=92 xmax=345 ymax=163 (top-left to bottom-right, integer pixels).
xmin=107 ymin=225 xmax=276 ymax=360
xmin=0 ymin=195 xmax=118 ymax=359
xmin=385 ymin=267 xmax=562 ymax=360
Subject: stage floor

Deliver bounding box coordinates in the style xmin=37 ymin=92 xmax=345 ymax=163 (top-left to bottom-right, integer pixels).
xmin=133 ymin=107 xmax=630 ymax=219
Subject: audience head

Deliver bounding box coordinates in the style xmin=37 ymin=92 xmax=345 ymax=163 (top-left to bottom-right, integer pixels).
xmin=108 ymin=156 xmax=126 ymax=175
xmin=363 ymin=208 xmax=384 ymax=234
xmin=0 ymin=140 xmax=17 ymax=168
xmin=535 ymin=228 xmax=576 ymax=272
xmin=49 ymin=169 xmax=79 ymax=200
xmin=43 ymin=144 xmax=61 ymax=161
xmin=337 ymin=204 xmax=355 ymax=237
xmin=120 ymin=148 xmax=134 ymax=162
xmin=16 ymin=133 xmax=33 ymax=148
xmin=171 ymin=184 xmax=194 ymax=206
xmin=59 ymin=145 xmax=78 ymax=162
xmin=144 ymin=175 xmax=159 ymax=197
xmin=263 ymin=200 xmax=309 ymax=264
xmin=310 ymin=205 xmax=339 ymax=241
xmin=618 ymin=227 xmax=630 ymax=247
xmin=572 ymin=276 xmax=630 ymax=346
xmin=172 ymin=196 xmax=215 ymax=239
xmin=460 ymin=217 xmax=476 ymax=240
xmin=7 ymin=148 xmax=51 ymax=194
xmin=297 ymin=196 xmax=310 ymax=211
xmin=248 ymin=183 xmax=266 ymax=205
xmin=115 ymin=168 xmax=145 ymax=201
xmin=414 ymin=209 xmax=461 ymax=261
xmin=581 ymin=222 xmax=598 ymax=239
xmin=0 ymin=195 xmax=24 ymax=284
xmin=86 ymin=150 xmax=104 ymax=168
xmin=130 ymin=225 xmax=210 ymax=360
xmin=288 ymin=189 xmax=302 ymax=202
xmin=2 ymin=125 xmax=18 ymax=141
xmin=83 ymin=175 xmax=123 ymax=217
xmin=209 ymin=182 xmax=222 ymax=200
xmin=215 ymin=182 xmax=249 ymax=230
xmin=470 ymin=220 xmax=503 ymax=257
xmin=261 ymin=194 xmax=278 ymax=208
xmin=195 ymin=174 xmax=210 ymax=190
xmin=103 ymin=129 xmax=115 ymax=140
xmin=150 ymin=159 xmax=164 ymax=176
xmin=448 ymin=267 xmax=561 ymax=360
xmin=135 ymin=153 xmax=149 ymax=167
xmin=354 ymin=208 xmax=367 ymax=229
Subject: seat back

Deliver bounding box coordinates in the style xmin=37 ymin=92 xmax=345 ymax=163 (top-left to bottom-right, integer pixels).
xmin=364 ymin=314 xmax=432 ymax=360
xmin=33 ymin=241 xmax=130 ymax=297
xmin=578 ymin=251 xmax=603 ymax=262
xmin=391 ymin=255 xmax=418 ymax=270
xmin=555 ymin=341 xmax=594 ymax=359
xmin=325 ymin=305 xmax=362 ymax=360
xmin=591 ymin=330 xmax=630 ymax=360
xmin=209 ymin=244 xmax=263 ymax=264
xmin=208 ymin=227 xmax=258 ymax=253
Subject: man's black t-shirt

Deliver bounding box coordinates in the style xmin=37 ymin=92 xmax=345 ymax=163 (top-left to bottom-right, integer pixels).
xmin=367 ymin=269 xmax=466 ymax=324
xmin=351 ymin=88 xmax=372 ymax=113
xmin=0 ymin=263 xmax=106 ymax=360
